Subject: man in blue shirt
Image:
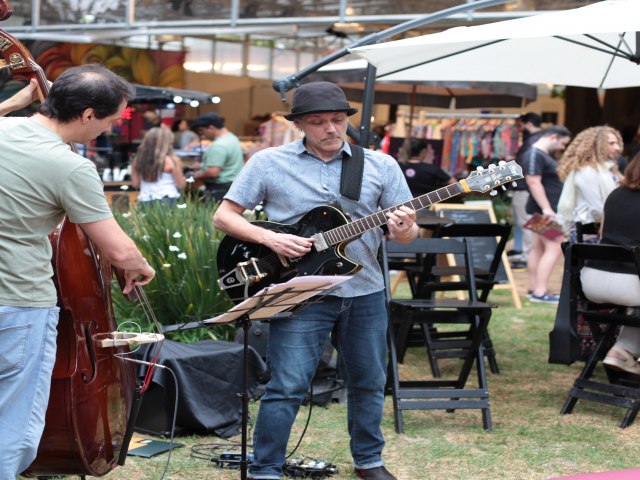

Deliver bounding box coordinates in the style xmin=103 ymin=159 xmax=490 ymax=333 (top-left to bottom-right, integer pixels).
xmin=214 ymin=82 xmax=418 ymax=480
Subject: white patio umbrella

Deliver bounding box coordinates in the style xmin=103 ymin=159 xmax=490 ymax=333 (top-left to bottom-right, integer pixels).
xmin=349 ymin=0 xmax=640 ymax=90
xmin=310 ymin=59 xmax=537 ymax=109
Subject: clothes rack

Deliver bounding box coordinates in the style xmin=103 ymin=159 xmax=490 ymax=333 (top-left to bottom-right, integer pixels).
xmin=392 ymin=111 xmax=521 ymax=175
xmin=421 ymin=112 xmax=520 ymax=119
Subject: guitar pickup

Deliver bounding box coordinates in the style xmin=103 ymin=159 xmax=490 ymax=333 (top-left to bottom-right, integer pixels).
xmin=218 ymin=258 xmax=266 ymax=290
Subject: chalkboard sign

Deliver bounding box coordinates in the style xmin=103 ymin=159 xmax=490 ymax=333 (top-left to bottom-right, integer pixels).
xmin=432 ymin=202 xmax=522 ymax=309
xmin=434 ymin=206 xmax=506 ymax=284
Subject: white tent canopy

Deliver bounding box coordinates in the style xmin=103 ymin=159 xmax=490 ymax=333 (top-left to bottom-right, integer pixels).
xmin=349 ymin=0 xmax=640 ymax=89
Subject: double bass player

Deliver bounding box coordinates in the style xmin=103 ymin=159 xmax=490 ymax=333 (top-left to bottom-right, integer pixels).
xmin=0 ymin=64 xmax=155 ymax=479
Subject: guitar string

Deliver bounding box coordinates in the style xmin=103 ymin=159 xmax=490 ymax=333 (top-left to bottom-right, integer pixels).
xmin=107 ymin=285 xmax=173 ymax=479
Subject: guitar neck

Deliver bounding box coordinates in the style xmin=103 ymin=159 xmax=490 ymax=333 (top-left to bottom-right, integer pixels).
xmin=323 ymin=181 xmax=466 ymax=246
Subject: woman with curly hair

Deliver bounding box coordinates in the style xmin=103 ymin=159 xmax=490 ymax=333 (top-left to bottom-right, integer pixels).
xmin=131 ymin=126 xmax=186 ymax=207
xmin=556 ymin=126 xmax=623 ymax=242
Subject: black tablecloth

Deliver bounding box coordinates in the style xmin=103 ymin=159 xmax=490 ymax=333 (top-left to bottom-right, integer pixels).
xmin=133 ymin=339 xmax=267 ymax=438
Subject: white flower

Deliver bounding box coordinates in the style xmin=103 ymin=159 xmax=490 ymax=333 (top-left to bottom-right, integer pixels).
xmin=177 ymin=203 xmax=188 ymax=209
xmin=172 ymin=232 xmax=182 ymax=238
xmin=121 ymin=212 xmax=132 ymax=218
xmin=177 ymin=253 xmax=187 ymax=259
xmin=162 ymin=263 xmax=172 ymax=268
xmin=142 ymin=235 xmax=150 ymax=240
xmin=169 ymin=246 xmax=180 ymax=252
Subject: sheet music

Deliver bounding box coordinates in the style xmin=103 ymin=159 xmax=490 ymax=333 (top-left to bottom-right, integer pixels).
xmin=203 ymin=275 xmax=352 ymax=324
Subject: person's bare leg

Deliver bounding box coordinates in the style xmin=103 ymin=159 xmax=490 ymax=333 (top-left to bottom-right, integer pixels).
xmin=531 ymin=235 xmax=562 ymax=296
xmin=527 ymin=233 xmax=543 ymax=294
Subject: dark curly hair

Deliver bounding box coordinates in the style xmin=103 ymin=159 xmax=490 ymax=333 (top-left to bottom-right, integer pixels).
xmin=39 ymin=63 xmax=134 ymax=123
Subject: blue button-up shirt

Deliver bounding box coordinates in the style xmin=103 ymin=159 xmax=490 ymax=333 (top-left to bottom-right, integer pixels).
xmin=224 ymin=139 xmax=413 ymax=297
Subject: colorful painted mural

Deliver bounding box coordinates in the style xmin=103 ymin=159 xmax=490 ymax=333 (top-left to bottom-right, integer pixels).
xmin=28 ymin=41 xmax=186 ymax=87
xmin=0 ymin=40 xmax=185 ymax=104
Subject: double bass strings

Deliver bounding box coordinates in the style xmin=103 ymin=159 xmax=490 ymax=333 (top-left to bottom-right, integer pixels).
xmin=115 ymin=285 xmax=178 ymax=479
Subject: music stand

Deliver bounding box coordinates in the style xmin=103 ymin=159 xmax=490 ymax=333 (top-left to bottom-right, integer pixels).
xmin=203 ymin=275 xmax=351 ymax=480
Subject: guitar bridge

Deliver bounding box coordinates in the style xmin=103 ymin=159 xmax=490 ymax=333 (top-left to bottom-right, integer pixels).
xmin=218 ymin=258 xmax=266 ymax=290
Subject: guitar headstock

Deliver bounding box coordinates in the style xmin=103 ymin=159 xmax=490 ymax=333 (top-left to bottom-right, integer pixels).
xmin=462 ymin=160 xmax=524 ymax=195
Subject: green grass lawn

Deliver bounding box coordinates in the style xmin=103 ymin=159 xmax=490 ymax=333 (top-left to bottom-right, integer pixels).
xmin=98 ymin=287 xmax=640 ymax=480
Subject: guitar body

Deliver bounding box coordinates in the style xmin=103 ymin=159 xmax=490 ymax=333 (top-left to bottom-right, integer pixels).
xmin=217 ymin=206 xmax=361 ymax=303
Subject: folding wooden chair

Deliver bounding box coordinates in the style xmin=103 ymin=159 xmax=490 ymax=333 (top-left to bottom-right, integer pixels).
xmin=382 ymin=237 xmax=496 ymax=432
xmin=396 ymin=223 xmax=510 ymax=376
xmin=560 ymin=243 xmax=640 ymax=428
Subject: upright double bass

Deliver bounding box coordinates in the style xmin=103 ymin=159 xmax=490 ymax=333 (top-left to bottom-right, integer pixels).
xmin=0 ymin=3 xmax=159 ymax=476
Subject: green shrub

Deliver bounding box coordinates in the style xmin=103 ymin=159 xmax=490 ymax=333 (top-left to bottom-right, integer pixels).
xmin=112 ymin=199 xmax=235 ymax=342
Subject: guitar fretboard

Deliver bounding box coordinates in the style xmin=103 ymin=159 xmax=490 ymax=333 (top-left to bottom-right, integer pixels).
xmin=322 ymin=182 xmax=465 ymax=246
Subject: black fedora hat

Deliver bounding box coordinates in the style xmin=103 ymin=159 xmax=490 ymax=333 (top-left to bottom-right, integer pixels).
xmin=284 ymin=81 xmax=358 ymax=120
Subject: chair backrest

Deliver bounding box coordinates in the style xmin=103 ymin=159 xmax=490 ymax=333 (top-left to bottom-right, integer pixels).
xmin=568 ymin=242 xmax=640 ymax=321
xmin=429 ymin=222 xmax=512 ymax=301
xmin=575 ymin=222 xmax=600 ymax=243
xmin=382 ymin=237 xmax=479 ymax=303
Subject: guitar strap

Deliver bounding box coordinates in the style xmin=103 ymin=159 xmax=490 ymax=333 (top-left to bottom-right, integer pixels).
xmin=339 ymin=144 xmax=364 ymax=216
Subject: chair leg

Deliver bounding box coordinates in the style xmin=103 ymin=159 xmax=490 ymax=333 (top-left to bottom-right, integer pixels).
xmin=475 ymin=341 xmax=492 ymax=431
xmin=483 ymin=331 xmax=500 ymax=374
xmin=394 ymin=321 xmax=413 ymax=364
xmin=387 ymin=320 xmax=404 ymax=434
xmin=455 ymin=313 xmax=490 ymax=389
xmin=561 ymin=323 xmax=616 ymax=416
xmin=390 ymin=270 xmax=406 ymax=296
xmin=421 ymin=323 xmax=442 ymax=378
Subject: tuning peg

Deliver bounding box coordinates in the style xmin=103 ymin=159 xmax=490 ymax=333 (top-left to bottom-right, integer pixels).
xmin=498 ymin=160 xmax=506 ymax=166
xmin=476 ymin=166 xmax=484 ymax=172
xmin=501 ymin=185 xmax=507 ymax=191
xmin=512 ymin=182 xmax=518 ymax=188
xmin=489 ymin=190 xmax=498 ymax=196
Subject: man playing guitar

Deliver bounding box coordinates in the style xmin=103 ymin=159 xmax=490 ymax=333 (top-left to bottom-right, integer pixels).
xmin=214 ymin=81 xmax=417 ymax=480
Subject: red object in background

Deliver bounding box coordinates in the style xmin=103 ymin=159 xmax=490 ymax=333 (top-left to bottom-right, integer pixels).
xmin=380 ymin=133 xmax=391 ymax=154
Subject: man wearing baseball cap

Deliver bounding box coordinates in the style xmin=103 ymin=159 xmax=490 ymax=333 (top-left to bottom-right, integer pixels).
xmin=191 ymin=112 xmax=244 ymax=202
xmin=214 ymin=82 xmax=417 ymax=480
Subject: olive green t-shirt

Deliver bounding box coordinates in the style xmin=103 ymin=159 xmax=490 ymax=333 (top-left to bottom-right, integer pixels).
xmin=0 ymin=117 xmax=112 ymax=307
xmin=201 ymin=132 xmax=244 ymax=184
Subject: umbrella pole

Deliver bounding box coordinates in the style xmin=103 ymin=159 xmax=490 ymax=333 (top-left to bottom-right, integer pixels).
xmin=357 ymin=63 xmax=377 ymax=148
xmin=398 ymin=85 xmax=417 ymax=162
xmin=409 ymin=85 xmax=417 ymax=135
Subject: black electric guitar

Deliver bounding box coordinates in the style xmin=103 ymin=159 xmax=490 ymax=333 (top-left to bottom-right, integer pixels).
xmin=217 ymin=160 xmax=523 ymax=303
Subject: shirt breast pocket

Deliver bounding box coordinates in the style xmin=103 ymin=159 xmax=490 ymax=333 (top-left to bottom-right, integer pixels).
xmin=0 ymin=324 xmax=30 ymax=375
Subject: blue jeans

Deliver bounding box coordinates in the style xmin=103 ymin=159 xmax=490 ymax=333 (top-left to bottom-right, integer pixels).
xmin=0 ymin=306 xmax=59 ymax=479
xmin=249 ymin=291 xmax=388 ymax=479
